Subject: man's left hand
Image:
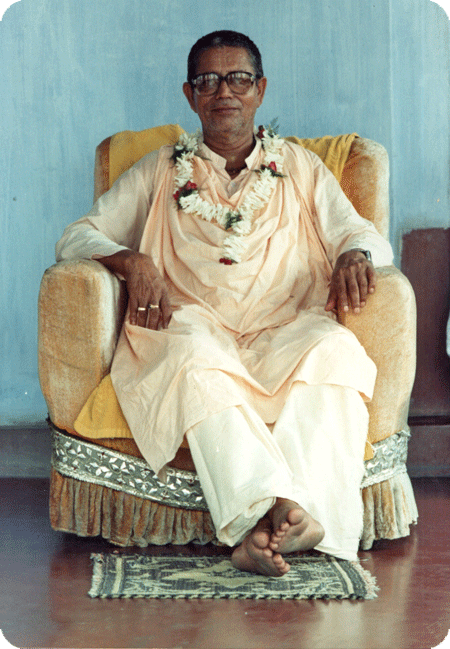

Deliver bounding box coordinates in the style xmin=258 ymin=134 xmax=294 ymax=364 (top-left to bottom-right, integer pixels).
xmin=325 ymin=249 xmax=376 ymax=314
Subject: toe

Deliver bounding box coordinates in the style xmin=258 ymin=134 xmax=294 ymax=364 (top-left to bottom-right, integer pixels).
xmin=253 ymin=531 xmax=270 ymax=549
xmin=286 ymin=508 xmax=304 ymax=526
xmin=252 ymin=519 xmax=272 ymax=549
xmin=273 ymin=553 xmax=290 ymax=574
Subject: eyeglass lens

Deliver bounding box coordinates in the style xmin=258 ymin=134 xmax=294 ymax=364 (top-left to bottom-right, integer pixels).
xmin=193 ymin=72 xmax=256 ymax=95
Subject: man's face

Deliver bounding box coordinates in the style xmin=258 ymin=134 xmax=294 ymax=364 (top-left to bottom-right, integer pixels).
xmin=183 ymin=46 xmax=267 ymax=140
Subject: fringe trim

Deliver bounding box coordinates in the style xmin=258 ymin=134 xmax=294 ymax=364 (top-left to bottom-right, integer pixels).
xmin=350 ymin=560 xmax=380 ymax=600
xmin=50 ymin=467 xmax=418 ymax=550
xmin=88 ymin=553 xmax=107 ymax=598
xmin=360 ymin=471 xmax=418 ymax=550
xmin=49 ymin=468 xmax=216 ymax=547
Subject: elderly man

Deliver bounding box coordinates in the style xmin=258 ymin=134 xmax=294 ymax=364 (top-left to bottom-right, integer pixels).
xmin=56 ymin=30 xmax=393 ymax=576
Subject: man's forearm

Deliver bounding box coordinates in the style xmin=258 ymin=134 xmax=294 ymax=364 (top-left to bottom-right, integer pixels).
xmin=55 ymin=221 xmax=130 ymax=262
xmin=97 ymin=249 xmax=138 ymax=278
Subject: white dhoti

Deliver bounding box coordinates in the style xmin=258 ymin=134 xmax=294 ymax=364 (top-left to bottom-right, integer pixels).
xmin=186 ymin=382 xmax=368 ymax=561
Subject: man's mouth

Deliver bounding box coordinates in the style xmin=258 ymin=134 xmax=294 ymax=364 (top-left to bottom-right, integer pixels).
xmin=212 ymin=106 xmax=239 ymax=113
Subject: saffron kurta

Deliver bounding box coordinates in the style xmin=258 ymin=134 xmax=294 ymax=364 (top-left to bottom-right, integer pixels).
xmin=56 ymin=137 xmax=394 ymax=478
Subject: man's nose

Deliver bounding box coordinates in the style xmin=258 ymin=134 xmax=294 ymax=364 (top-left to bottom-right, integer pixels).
xmin=215 ymin=78 xmax=234 ymax=98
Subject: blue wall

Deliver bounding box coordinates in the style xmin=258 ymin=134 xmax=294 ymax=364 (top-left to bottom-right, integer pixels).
xmin=1 ymin=0 xmax=449 ymax=425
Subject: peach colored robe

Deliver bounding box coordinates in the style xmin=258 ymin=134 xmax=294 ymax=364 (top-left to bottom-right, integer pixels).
xmin=103 ymin=139 xmax=394 ymax=476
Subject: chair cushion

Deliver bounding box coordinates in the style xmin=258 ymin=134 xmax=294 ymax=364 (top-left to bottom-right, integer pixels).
xmin=74 ymin=373 xmax=132 ymax=438
xmin=74 ymin=373 xmax=190 ymax=449
xmin=109 ymin=124 xmax=186 ymax=188
xmin=285 ymin=133 xmax=357 ymax=182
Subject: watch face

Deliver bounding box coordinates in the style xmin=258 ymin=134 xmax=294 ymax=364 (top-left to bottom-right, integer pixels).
xmin=356 ymin=249 xmax=372 ymax=262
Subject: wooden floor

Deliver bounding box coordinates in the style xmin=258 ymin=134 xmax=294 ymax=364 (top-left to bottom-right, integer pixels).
xmin=1 ymin=477 xmax=449 ymax=649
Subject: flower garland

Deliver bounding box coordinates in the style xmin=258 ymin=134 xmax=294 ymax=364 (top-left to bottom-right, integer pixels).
xmin=172 ymin=124 xmax=285 ymax=264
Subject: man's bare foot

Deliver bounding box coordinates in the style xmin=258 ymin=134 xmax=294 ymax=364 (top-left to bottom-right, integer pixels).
xmin=231 ymin=517 xmax=291 ymax=577
xmin=268 ymin=498 xmax=324 ymax=555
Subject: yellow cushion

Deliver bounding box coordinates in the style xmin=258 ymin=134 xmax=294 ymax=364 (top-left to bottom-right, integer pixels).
xmin=75 ymin=374 xmax=132 ymax=439
xmin=288 ymin=133 xmax=358 ymax=182
xmin=109 ymin=124 xmax=186 ymax=188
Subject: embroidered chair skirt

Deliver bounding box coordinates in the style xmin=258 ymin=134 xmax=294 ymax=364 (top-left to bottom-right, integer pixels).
xmin=49 ymin=425 xmax=418 ymax=551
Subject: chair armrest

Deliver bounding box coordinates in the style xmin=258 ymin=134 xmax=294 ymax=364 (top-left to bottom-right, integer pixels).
xmin=338 ymin=266 xmax=417 ymax=444
xmin=38 ymin=259 xmax=127 ymax=432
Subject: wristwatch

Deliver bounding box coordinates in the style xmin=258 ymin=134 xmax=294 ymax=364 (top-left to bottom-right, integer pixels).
xmin=353 ymin=248 xmax=372 ymax=263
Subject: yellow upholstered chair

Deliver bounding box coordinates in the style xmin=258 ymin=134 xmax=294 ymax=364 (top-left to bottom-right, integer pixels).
xmin=38 ymin=125 xmax=418 ymax=550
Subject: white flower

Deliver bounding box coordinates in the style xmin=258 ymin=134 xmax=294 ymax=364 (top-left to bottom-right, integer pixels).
xmin=173 ymin=127 xmax=285 ymax=263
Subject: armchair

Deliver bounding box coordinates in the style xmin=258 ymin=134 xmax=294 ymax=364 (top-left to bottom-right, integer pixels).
xmin=38 ymin=125 xmax=418 ymax=550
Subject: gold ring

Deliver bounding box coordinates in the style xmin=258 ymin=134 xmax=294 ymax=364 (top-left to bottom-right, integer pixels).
xmin=148 ymin=304 xmax=159 ymax=309
xmin=137 ymin=307 xmax=147 ymax=312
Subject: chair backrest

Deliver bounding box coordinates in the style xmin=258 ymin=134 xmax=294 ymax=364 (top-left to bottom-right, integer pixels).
xmin=94 ymin=125 xmax=389 ymax=239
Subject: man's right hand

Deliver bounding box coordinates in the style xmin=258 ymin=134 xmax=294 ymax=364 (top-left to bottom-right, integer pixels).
xmin=97 ymin=250 xmax=173 ymax=330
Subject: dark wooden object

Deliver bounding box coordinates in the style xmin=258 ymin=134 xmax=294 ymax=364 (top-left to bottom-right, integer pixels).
xmin=402 ymin=228 xmax=450 ymax=475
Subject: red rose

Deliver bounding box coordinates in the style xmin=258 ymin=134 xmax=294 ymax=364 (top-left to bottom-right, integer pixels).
xmin=185 ymin=181 xmax=197 ymax=191
xmin=173 ymin=190 xmax=180 ymax=201
xmin=257 ymin=125 xmax=265 ymax=139
xmin=219 ymin=258 xmax=234 ymax=265
xmin=268 ymin=161 xmax=277 ymax=173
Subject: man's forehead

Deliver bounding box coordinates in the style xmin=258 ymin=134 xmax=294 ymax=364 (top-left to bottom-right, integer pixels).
xmin=195 ymin=46 xmax=254 ymax=74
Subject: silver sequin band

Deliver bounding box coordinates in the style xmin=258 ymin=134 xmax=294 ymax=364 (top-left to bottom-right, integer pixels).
xmin=50 ymin=425 xmax=410 ymax=510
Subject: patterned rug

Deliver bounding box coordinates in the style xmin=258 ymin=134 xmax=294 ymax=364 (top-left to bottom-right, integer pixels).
xmin=88 ymin=552 xmax=378 ymax=600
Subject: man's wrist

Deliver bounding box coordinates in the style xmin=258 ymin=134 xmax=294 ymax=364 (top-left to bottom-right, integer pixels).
xmin=351 ymin=248 xmax=372 ymax=263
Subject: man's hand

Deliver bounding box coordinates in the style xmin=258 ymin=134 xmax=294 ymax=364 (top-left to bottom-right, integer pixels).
xmin=325 ymin=249 xmax=376 ymax=314
xmin=98 ymin=250 xmax=174 ymax=329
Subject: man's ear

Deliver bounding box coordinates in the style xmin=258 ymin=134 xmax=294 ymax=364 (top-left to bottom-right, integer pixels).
xmin=256 ymin=76 xmax=267 ymax=107
xmin=183 ymin=82 xmax=198 ymax=113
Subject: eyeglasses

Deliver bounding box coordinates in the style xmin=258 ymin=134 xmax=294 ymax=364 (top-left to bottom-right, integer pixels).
xmin=190 ymin=71 xmax=260 ymax=96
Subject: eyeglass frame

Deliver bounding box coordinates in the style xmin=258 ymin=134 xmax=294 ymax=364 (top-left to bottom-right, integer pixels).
xmin=189 ymin=70 xmax=262 ymax=96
